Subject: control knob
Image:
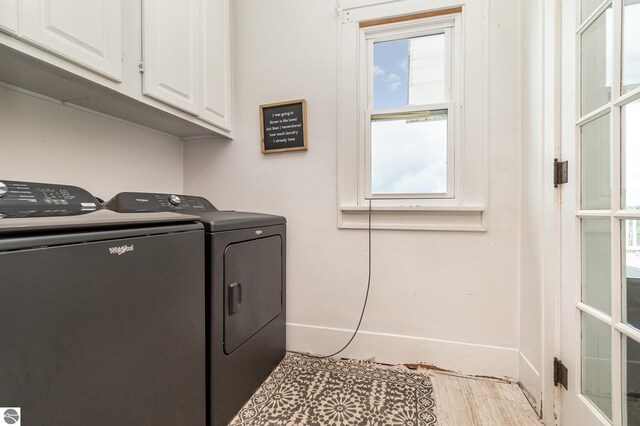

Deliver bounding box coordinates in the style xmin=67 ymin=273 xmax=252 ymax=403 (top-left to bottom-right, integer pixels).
xmin=0 ymin=182 xmax=7 ymax=199
xmin=168 ymin=194 xmax=181 ymax=206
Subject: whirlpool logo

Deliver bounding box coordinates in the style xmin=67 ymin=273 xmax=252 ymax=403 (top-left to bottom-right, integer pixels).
xmin=108 ymin=244 xmax=134 ymax=256
xmin=1 ymin=408 xmax=20 ymax=425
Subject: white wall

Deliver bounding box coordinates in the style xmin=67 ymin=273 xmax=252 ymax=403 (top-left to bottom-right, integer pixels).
xmin=184 ymin=0 xmax=523 ymax=379
xmin=0 ymin=85 xmax=183 ymax=199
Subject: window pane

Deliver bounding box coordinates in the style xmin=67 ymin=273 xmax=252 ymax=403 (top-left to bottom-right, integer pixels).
xmin=582 ymin=219 xmax=612 ymax=314
xmin=371 ymin=111 xmax=448 ymax=195
xmin=623 ymin=0 xmax=640 ymax=94
xmin=624 ymin=336 xmax=640 ymax=425
xmin=624 ymin=220 xmax=640 ymax=330
xmin=582 ymin=313 xmax=612 ymax=421
xmin=581 ymin=7 xmax=612 ymax=116
xmin=622 ymin=100 xmax=640 ymax=209
xmin=582 ymin=0 xmax=606 ymax=22
xmin=582 ymin=113 xmax=611 ymax=210
xmin=373 ymin=33 xmax=446 ymax=109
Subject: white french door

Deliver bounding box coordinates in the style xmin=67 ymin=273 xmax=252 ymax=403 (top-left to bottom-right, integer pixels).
xmin=561 ymin=0 xmax=640 ymax=424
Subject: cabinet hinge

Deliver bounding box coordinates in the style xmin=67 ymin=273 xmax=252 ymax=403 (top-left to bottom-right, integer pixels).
xmin=138 ymin=62 xmax=144 ymax=73
xmin=554 ymin=158 xmax=568 ymax=188
xmin=554 ymin=357 xmax=568 ymax=389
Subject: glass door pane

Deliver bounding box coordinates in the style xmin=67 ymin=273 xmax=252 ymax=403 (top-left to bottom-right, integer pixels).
xmin=582 ymin=113 xmax=611 ymax=210
xmin=622 ymin=0 xmax=640 ymax=94
xmin=583 ymin=219 xmax=612 ymax=314
xmin=583 ymin=313 xmax=613 ymax=421
xmin=622 ymin=100 xmax=640 ymax=209
xmin=624 ymin=220 xmax=640 ymax=330
xmin=624 ymin=336 xmax=640 ymax=425
xmin=581 ymin=7 xmax=613 ymax=116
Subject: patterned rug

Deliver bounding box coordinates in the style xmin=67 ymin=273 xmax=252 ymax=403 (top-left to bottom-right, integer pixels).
xmin=230 ymin=352 xmax=438 ymax=425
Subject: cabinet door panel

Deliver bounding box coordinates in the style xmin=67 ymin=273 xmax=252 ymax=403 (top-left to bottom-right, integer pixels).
xmin=0 ymin=0 xmax=18 ymax=34
xmin=20 ymin=0 xmax=122 ymax=80
xmin=200 ymin=0 xmax=231 ymax=130
xmin=142 ymin=0 xmax=200 ymax=114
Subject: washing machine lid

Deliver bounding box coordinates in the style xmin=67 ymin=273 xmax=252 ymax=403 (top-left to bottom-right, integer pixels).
xmin=197 ymin=211 xmax=285 ymax=232
xmin=0 ymin=210 xmax=202 ymax=235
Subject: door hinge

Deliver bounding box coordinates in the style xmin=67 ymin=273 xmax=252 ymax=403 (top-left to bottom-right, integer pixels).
xmin=138 ymin=62 xmax=145 ymax=73
xmin=554 ymin=158 xmax=568 ymax=188
xmin=554 ymin=357 xmax=568 ymax=389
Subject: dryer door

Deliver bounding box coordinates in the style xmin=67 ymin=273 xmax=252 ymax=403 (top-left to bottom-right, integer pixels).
xmin=223 ymin=235 xmax=283 ymax=354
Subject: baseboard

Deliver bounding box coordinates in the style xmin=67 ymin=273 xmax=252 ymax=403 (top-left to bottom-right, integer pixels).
xmin=286 ymin=322 xmax=519 ymax=379
xmin=518 ymin=351 xmax=542 ymax=417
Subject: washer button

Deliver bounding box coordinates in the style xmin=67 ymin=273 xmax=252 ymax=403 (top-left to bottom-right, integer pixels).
xmin=0 ymin=182 xmax=7 ymax=198
xmin=169 ymin=194 xmax=181 ymax=206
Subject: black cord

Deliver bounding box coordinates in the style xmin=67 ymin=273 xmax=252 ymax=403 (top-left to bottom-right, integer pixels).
xmin=294 ymin=199 xmax=373 ymax=359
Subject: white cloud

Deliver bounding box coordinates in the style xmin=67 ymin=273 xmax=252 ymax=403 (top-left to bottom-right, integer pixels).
xmin=386 ymin=73 xmax=400 ymax=81
xmin=373 ymin=65 xmax=385 ymax=77
xmin=371 ymin=118 xmax=448 ymax=194
xmin=397 ymin=58 xmax=408 ymax=71
xmin=389 ymin=81 xmax=401 ymax=91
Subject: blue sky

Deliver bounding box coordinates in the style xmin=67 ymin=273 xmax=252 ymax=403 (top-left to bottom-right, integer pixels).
xmin=373 ymin=39 xmax=409 ymax=109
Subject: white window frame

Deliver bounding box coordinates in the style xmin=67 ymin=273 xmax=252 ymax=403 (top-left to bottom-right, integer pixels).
xmin=363 ymin=20 xmax=459 ymax=200
xmin=337 ymin=0 xmax=488 ymax=231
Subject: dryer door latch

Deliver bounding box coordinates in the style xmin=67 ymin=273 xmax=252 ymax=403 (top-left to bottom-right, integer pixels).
xmin=228 ymin=282 xmax=242 ymax=315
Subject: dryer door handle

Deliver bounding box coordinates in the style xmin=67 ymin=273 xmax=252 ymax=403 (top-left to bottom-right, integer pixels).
xmin=228 ymin=282 xmax=242 ymax=315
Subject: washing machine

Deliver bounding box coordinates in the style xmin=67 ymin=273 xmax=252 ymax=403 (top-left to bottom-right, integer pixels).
xmin=106 ymin=192 xmax=286 ymax=426
xmin=0 ymin=180 xmax=206 ymax=425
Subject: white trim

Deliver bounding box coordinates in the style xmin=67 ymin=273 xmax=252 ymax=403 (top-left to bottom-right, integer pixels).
xmin=341 ymin=204 xmax=484 ymax=211
xmin=614 ymin=323 xmax=640 ymax=345
xmin=577 ymin=210 xmax=614 ymax=217
xmin=611 ymin=1 xmax=623 ymax=420
xmin=612 ymin=210 xmax=640 ymax=219
xmin=614 ymin=86 xmax=640 ymax=107
xmin=577 ymin=301 xmax=613 ymax=324
xmin=541 ymin=0 xmax=563 ymax=422
xmin=338 ymin=206 xmax=485 ymax=231
xmin=577 ymin=103 xmax=612 ymax=126
xmin=286 ymin=322 xmax=519 ymax=379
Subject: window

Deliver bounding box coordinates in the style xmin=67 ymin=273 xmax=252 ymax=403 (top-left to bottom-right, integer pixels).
xmin=367 ymin=24 xmax=456 ymax=199
xmin=338 ymin=1 xmax=487 ymax=231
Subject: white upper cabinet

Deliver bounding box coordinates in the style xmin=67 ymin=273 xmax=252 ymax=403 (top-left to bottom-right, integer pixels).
xmin=142 ymin=0 xmax=200 ymax=115
xmin=0 ymin=0 xmax=231 ymax=138
xmin=19 ymin=0 xmax=122 ymax=81
xmin=0 ymin=0 xmax=18 ymax=34
xmin=200 ymin=0 xmax=231 ymax=131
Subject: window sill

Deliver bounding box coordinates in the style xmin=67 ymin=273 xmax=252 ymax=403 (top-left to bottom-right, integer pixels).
xmin=339 ymin=205 xmax=487 ymax=231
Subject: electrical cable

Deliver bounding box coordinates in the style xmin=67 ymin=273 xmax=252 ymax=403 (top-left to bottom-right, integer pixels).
xmin=294 ymin=199 xmax=373 ymax=359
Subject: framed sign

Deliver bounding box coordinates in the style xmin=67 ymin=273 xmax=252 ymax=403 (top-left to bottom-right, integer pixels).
xmin=260 ymin=99 xmax=308 ymax=153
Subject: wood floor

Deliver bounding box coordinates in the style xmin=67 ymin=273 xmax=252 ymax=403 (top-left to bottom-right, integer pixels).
xmin=428 ymin=371 xmax=542 ymax=425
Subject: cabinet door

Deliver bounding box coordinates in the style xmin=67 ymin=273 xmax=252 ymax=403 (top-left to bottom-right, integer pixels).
xmin=200 ymin=0 xmax=231 ymax=131
xmin=19 ymin=0 xmax=122 ymax=81
xmin=0 ymin=0 xmax=18 ymax=34
xmin=142 ymin=0 xmax=200 ymax=114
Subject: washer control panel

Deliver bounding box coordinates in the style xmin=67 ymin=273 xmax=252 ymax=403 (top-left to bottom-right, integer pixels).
xmin=0 ymin=180 xmax=102 ymax=218
xmin=106 ymin=192 xmax=217 ymax=213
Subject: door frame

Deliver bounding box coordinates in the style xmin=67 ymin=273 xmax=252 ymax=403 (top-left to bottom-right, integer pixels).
xmin=542 ymin=0 xmax=563 ymax=423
